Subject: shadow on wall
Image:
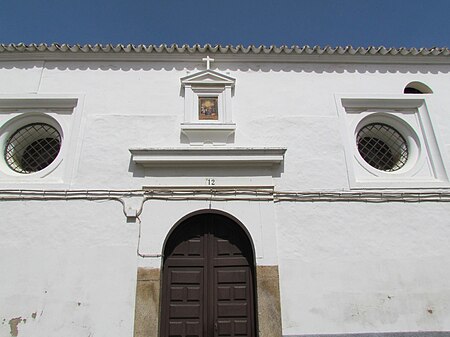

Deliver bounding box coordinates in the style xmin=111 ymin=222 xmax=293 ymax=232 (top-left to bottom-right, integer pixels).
xmin=1 ymin=61 xmax=446 ymax=75
xmin=127 ymin=160 xmax=284 ymax=179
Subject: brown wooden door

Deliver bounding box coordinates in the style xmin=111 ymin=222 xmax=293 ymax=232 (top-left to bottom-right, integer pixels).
xmin=161 ymin=213 xmax=256 ymax=337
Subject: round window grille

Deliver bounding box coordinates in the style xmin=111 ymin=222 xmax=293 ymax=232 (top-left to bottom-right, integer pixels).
xmin=357 ymin=123 xmax=408 ymax=172
xmin=4 ymin=123 xmax=61 ymax=174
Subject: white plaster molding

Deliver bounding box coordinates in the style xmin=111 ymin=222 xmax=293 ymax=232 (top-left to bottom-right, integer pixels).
xmin=336 ymin=94 xmax=449 ymax=189
xmin=0 ymin=94 xmax=84 ymax=187
xmin=181 ymin=70 xmax=235 ymax=87
xmin=180 ymin=70 xmax=236 ymax=145
xmin=129 ymin=147 xmax=286 ymax=167
xmin=180 ymin=123 xmax=236 ymax=146
xmin=0 ymin=97 xmax=78 ymax=111
xmin=341 ymin=97 xmax=424 ymax=109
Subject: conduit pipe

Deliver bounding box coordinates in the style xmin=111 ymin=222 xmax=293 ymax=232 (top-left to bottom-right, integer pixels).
xmin=1 ymin=188 xmax=450 ymax=203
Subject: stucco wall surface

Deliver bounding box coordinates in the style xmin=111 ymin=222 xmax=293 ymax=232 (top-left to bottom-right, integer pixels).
xmin=0 ymin=61 xmax=448 ymax=189
xmin=0 ymin=201 xmax=138 ymax=337
xmin=137 ymin=199 xmax=278 ymax=267
xmin=276 ymin=202 xmax=450 ymax=334
xmin=0 ymin=59 xmax=449 ymax=336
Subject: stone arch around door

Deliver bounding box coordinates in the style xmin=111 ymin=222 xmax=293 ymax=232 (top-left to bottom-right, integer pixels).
xmin=133 ymin=209 xmax=282 ymax=337
xmin=160 ymin=210 xmax=257 ymax=337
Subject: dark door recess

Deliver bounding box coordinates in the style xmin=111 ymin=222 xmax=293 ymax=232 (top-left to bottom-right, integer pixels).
xmin=161 ymin=213 xmax=256 ymax=337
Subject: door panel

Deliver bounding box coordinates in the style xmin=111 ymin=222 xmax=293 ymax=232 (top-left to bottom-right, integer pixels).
xmin=161 ymin=213 xmax=255 ymax=337
xmin=167 ymin=267 xmax=204 ymax=337
xmin=215 ymin=267 xmax=252 ymax=337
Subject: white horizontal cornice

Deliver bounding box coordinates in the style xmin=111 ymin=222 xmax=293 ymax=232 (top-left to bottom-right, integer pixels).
xmin=0 ymin=98 xmax=78 ymax=110
xmin=129 ymin=147 xmax=286 ymax=167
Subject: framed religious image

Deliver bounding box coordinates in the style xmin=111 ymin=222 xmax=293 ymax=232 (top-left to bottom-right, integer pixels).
xmin=199 ymin=97 xmax=218 ymax=120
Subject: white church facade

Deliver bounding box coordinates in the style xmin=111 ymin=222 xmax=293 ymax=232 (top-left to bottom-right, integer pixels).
xmin=0 ymin=44 xmax=449 ymax=337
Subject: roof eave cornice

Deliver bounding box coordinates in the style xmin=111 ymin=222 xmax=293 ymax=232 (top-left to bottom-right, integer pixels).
xmin=0 ymin=44 xmax=449 ymax=64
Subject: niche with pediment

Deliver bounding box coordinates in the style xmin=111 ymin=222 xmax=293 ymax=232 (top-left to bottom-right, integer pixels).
xmin=180 ymin=70 xmax=236 ymax=146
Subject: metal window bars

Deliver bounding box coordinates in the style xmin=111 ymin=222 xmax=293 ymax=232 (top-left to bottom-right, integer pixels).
xmin=357 ymin=123 xmax=408 ymax=172
xmin=4 ymin=123 xmax=61 ymax=174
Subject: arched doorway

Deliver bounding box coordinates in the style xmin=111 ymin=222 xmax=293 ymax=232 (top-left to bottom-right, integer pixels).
xmin=160 ymin=211 xmax=256 ymax=337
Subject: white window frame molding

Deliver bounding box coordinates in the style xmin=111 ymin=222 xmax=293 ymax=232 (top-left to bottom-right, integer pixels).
xmin=180 ymin=70 xmax=236 ymax=146
xmin=336 ymin=94 xmax=449 ymax=189
xmin=0 ymin=94 xmax=85 ymax=188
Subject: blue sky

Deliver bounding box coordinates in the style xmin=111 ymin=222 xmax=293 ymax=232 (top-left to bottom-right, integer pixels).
xmin=0 ymin=0 xmax=449 ymax=48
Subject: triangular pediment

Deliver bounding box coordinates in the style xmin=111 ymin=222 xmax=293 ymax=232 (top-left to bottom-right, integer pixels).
xmin=181 ymin=70 xmax=235 ymax=86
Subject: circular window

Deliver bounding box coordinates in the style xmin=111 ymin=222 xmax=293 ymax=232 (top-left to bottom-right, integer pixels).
xmin=356 ymin=123 xmax=408 ymax=172
xmin=4 ymin=123 xmax=62 ymax=174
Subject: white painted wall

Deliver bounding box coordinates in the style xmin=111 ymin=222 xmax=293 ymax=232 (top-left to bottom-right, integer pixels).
xmin=0 ymin=56 xmax=449 ymax=336
xmin=0 ymin=201 xmax=138 ymax=337
xmin=277 ymin=202 xmax=450 ymax=334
